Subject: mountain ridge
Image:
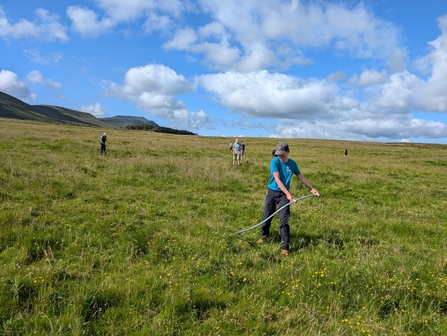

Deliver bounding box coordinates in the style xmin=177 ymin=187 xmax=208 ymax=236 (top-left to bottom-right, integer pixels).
xmin=0 ymin=91 xmax=158 ymax=128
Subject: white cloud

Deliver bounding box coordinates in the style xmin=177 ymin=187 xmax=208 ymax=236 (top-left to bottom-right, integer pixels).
xmin=169 ymin=109 xmax=212 ymax=130
xmin=167 ymin=0 xmax=404 ymax=72
xmin=26 ymin=70 xmax=62 ymax=89
xmin=349 ymin=70 xmax=389 ymax=86
xmin=198 ymin=22 xmax=226 ymax=38
xmin=163 ymin=28 xmax=197 ymax=49
xmin=67 ymin=6 xmax=114 ymax=37
xmin=104 ymin=64 xmax=212 ymax=130
xmin=121 ymin=64 xmax=194 ymax=96
xmin=143 ymin=13 xmax=171 ymax=33
xmin=67 ymin=0 xmax=187 ymax=37
xmin=93 ymin=0 xmax=156 ymax=22
xmin=410 ymin=28 xmax=447 ymax=112
xmin=0 ymin=70 xmax=36 ymax=102
xmin=198 ymin=59 xmax=447 ymax=141
xmin=273 ymin=118 xmax=447 ymax=142
xmin=386 ymin=48 xmax=408 ymax=73
xmin=369 ymin=71 xmax=420 ymax=110
xmin=62 ymin=0 xmax=406 ymax=73
xmin=80 ymin=103 xmax=106 ymax=117
xmin=0 ymin=7 xmax=67 ymax=41
xmin=437 ymin=14 xmax=447 ymax=32
xmin=366 ymin=25 xmax=447 ymax=114
xmin=236 ymin=44 xmax=276 ymax=72
xmin=327 ymin=71 xmax=346 ymax=83
xmin=193 ymin=8 xmax=447 ymax=141
xmin=199 ymin=70 xmax=339 ymax=119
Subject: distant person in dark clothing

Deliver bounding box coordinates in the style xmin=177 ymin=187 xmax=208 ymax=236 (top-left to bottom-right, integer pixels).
xmin=344 ymin=147 xmax=348 ymax=157
xmin=229 ymin=141 xmax=233 ymax=150
xmin=100 ymin=132 xmax=107 ymax=155
xmin=240 ymin=141 xmax=245 ymax=158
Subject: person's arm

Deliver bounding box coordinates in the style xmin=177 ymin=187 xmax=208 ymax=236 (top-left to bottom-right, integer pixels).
xmin=297 ymin=174 xmax=320 ymax=196
xmin=272 ymin=172 xmax=294 ymax=201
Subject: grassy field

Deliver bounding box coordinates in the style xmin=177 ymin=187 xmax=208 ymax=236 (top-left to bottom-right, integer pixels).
xmin=1 ymin=118 xmax=447 ymax=335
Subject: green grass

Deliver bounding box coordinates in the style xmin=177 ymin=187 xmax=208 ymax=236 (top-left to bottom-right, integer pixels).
xmin=1 ymin=118 xmax=447 ymax=335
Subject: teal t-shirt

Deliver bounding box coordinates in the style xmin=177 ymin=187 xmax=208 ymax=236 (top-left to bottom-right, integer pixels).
xmin=267 ymin=157 xmax=300 ymax=191
xmin=233 ymin=143 xmax=241 ymax=151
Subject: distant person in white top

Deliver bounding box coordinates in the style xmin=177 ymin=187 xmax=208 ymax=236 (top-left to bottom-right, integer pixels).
xmin=233 ymin=138 xmax=241 ymax=165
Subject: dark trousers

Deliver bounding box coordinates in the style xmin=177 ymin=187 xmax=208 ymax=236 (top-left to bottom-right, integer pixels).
xmin=260 ymin=189 xmax=291 ymax=250
xmin=100 ymin=143 xmax=107 ymax=155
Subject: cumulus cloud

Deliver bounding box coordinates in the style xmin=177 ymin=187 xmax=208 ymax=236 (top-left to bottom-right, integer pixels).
xmin=362 ymin=24 xmax=447 ymax=117
xmin=272 ymin=118 xmax=447 ymax=142
xmin=327 ymin=71 xmax=347 ymax=83
xmin=168 ymin=109 xmax=212 ymax=130
xmin=349 ymin=70 xmax=388 ymax=86
xmin=0 ymin=70 xmax=36 ymax=101
xmin=0 ymin=7 xmax=67 ymax=41
xmin=67 ymin=0 xmax=185 ymax=37
xmin=26 ymin=70 xmax=62 ymax=88
xmin=164 ymin=0 xmax=403 ymax=72
xmin=409 ymin=26 xmax=447 ymax=112
xmin=13 ymin=0 xmax=405 ymax=80
xmin=104 ymin=64 xmax=212 ymax=130
xmin=163 ymin=28 xmax=197 ymax=50
xmin=199 ymin=70 xmax=340 ymax=119
xmin=143 ymin=13 xmax=171 ymax=33
xmin=198 ymin=59 xmax=447 ymax=141
xmin=67 ymin=6 xmax=114 ymax=36
xmin=93 ymin=0 xmax=156 ymax=22
xmin=186 ymin=7 xmax=447 ymax=142
xmin=80 ymin=103 xmax=106 ymax=117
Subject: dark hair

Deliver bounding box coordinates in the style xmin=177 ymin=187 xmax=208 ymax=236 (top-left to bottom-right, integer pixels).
xmin=272 ymin=149 xmax=277 ymax=157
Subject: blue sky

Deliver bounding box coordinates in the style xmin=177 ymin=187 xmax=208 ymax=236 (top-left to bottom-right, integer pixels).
xmin=1 ymin=0 xmax=447 ymax=143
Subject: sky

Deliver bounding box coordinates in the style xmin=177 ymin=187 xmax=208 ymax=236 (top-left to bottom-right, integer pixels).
xmin=1 ymin=0 xmax=447 ymax=143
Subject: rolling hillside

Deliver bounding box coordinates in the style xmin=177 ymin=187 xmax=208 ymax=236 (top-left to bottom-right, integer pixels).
xmin=101 ymin=115 xmax=158 ymax=128
xmin=0 ymin=91 xmax=157 ymax=128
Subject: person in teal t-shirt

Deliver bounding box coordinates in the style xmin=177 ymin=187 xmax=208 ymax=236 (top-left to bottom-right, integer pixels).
xmin=258 ymin=142 xmax=320 ymax=256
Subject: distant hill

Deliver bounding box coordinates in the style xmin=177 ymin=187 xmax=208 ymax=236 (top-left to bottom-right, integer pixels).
xmin=101 ymin=115 xmax=158 ymax=128
xmin=0 ymin=91 xmax=158 ymax=128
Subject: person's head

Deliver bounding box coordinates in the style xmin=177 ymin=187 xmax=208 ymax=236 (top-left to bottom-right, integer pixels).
xmin=235 ymin=138 xmax=239 ymax=143
xmin=274 ymin=142 xmax=289 ymax=157
xmin=103 ymin=132 xmax=107 ymax=136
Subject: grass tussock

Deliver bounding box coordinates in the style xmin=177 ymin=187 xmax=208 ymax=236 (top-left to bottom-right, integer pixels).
xmin=1 ymin=118 xmax=447 ymax=335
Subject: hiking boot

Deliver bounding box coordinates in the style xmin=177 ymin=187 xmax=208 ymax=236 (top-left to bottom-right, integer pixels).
xmin=281 ymin=249 xmax=290 ymax=257
xmin=257 ymin=236 xmax=269 ymax=244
